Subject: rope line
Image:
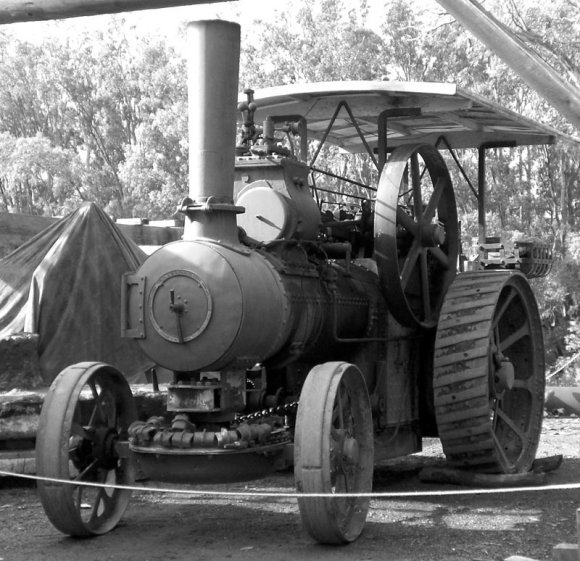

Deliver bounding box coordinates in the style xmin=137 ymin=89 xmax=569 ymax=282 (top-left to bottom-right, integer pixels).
xmin=2 ymin=469 xmax=580 ymax=499
xmin=547 ymin=350 xmax=580 ymax=380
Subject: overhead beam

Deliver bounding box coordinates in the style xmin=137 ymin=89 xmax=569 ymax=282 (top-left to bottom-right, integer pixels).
xmin=0 ymin=1 xmax=235 ymax=24
xmin=436 ymin=0 xmax=580 ymax=131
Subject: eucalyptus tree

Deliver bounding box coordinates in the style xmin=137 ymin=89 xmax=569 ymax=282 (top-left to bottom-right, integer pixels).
xmin=0 ymin=20 xmax=188 ymax=218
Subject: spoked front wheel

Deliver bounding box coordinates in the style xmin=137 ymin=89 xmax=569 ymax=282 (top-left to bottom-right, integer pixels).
xmin=294 ymin=362 xmax=374 ymax=544
xmin=36 ymin=362 xmax=137 ymax=537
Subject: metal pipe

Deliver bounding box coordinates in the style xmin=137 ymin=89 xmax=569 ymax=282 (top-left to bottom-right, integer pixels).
xmin=185 ymin=19 xmax=241 ymax=241
xmin=478 ymin=145 xmax=486 ymax=245
xmin=477 ymin=141 xmax=514 ymax=245
xmin=0 ymin=1 xmax=234 ymax=24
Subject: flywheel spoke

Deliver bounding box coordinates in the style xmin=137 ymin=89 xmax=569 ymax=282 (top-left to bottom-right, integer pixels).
xmin=422 ymin=177 xmax=446 ymax=223
xmin=428 ymin=246 xmax=450 ymax=269
xmin=400 ymin=240 xmax=421 ymax=286
xmin=396 ymin=206 xmax=419 ymax=235
xmin=420 ymin=251 xmax=432 ymax=320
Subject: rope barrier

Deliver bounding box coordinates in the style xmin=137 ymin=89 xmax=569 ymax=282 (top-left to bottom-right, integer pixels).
xmin=2 ymin=468 xmax=580 ymax=499
xmin=547 ymin=350 xmax=580 ymax=380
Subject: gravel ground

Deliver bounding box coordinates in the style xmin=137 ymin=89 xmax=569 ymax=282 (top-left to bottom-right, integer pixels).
xmin=1 ymin=416 xmax=579 ymax=561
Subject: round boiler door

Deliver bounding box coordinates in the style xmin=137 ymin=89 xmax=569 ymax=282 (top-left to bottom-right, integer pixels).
xmin=237 ymin=183 xmax=294 ymax=242
xmin=149 ymin=270 xmax=212 ymax=343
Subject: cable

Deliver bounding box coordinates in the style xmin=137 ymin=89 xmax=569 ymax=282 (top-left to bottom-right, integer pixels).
xmin=546 ymin=350 xmax=580 ymax=380
xmin=2 ymin=469 xmax=579 ymax=499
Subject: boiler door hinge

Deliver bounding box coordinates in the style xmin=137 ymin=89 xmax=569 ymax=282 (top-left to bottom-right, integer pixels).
xmin=121 ymin=272 xmax=146 ymax=339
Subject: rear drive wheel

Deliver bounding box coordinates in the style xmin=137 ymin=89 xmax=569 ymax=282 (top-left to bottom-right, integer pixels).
xmin=294 ymin=362 xmax=374 ymax=544
xmin=434 ymin=271 xmax=545 ymax=473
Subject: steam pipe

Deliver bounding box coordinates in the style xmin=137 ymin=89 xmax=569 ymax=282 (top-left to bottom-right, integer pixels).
xmin=0 ymin=1 xmax=234 ymax=24
xmin=184 ymin=19 xmax=242 ymax=242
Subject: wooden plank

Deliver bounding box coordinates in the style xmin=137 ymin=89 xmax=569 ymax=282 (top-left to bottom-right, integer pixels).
xmin=531 ymin=455 xmax=563 ymax=473
xmin=551 ymin=544 xmax=579 ymax=561
xmin=418 ymin=466 xmax=547 ymax=487
xmin=0 ymin=414 xmax=39 ymax=440
xmin=0 ymin=450 xmax=36 ymax=475
xmin=0 ymin=385 xmax=167 ymax=441
xmin=116 ymin=223 xmax=183 ymax=246
xmin=551 ymin=509 xmax=580 ymax=561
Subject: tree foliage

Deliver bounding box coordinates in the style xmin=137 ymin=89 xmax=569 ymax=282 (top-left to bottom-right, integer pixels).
xmin=0 ymin=21 xmax=188 ymax=218
xmin=2 ymin=0 xmax=580 ymax=371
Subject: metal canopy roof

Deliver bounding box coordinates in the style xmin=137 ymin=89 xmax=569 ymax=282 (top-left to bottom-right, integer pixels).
xmin=241 ymin=81 xmax=566 ymax=153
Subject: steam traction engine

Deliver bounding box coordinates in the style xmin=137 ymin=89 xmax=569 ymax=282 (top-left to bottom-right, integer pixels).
xmin=36 ymin=20 xmax=549 ymax=544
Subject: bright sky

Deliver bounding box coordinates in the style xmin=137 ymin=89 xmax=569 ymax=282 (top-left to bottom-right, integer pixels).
xmin=119 ymin=0 xmax=440 ymax=32
xmin=4 ymin=0 xmax=292 ymax=40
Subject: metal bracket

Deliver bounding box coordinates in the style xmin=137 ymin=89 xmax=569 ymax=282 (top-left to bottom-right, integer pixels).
xmin=178 ymin=196 xmax=245 ymax=215
xmin=121 ymin=273 xmax=145 ymax=339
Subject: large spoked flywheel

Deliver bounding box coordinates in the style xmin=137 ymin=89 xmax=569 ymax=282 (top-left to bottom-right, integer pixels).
xmin=374 ymin=143 xmax=458 ymax=329
xmin=433 ymin=271 xmax=545 ymax=473
xmin=36 ymin=362 xmax=137 ymax=537
xmin=294 ymin=362 xmax=374 ymax=544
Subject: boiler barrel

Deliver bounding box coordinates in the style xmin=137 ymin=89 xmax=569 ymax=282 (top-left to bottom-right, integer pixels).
xmin=124 ymin=240 xmax=292 ymax=372
xmin=122 ymin=240 xmax=379 ymax=373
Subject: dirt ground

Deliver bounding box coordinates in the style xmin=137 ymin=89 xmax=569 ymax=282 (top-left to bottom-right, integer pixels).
xmin=1 ymin=416 xmax=580 ymax=561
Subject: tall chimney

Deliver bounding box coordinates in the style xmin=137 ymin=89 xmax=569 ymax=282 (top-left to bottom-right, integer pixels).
xmin=184 ymin=19 xmax=241 ymax=242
